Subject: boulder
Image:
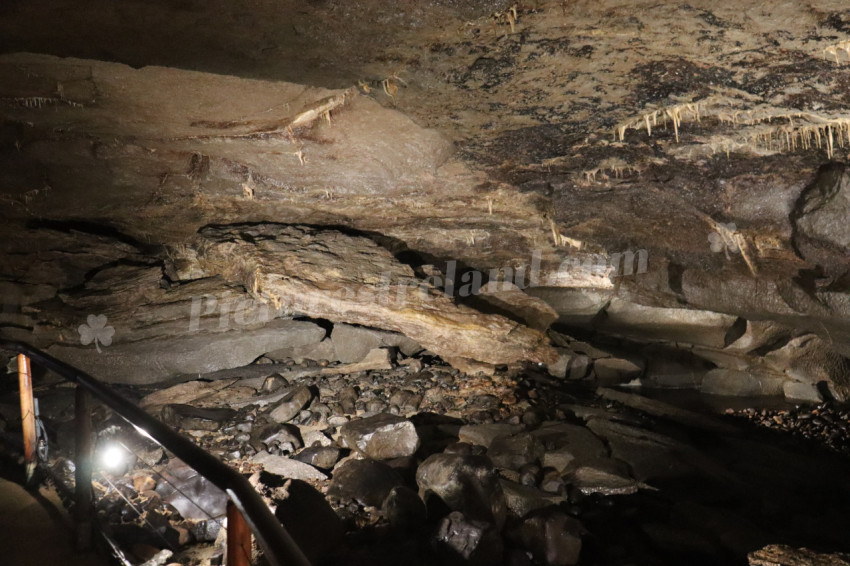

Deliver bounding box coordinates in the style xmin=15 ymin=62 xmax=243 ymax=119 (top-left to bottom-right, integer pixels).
xmin=546 ymin=350 xmax=572 ymax=378
xmin=700 ymin=369 xmax=784 ymax=397
xmin=458 ymin=423 xmax=525 ymax=449
xmin=593 ymin=356 xmax=645 ymax=384
xmin=251 ymin=451 xmax=328 ymax=481
xmin=487 ymin=433 xmax=546 ymax=470
xmin=323 ymin=347 xmax=393 ymax=374
xmin=542 ymin=450 xmax=577 ymax=474
xmin=508 ymin=507 xmax=584 ymax=566
xmin=599 ymin=298 xmax=740 ymax=349
xmin=569 ymin=458 xmax=642 ymax=496
xmin=724 ymin=320 xmax=791 ymax=354
xmin=566 ymin=355 xmax=593 ymax=380
xmin=269 ymin=386 xmax=314 ymax=423
xmin=302 ymin=430 xmax=334 ymax=448
xmin=763 ymin=334 xmax=850 ymax=401
xmin=331 ymin=323 xmax=422 ymax=363
xmin=293 ymin=446 xmax=341 ymax=470
xmin=531 ymin=422 xmax=608 ymax=464
xmin=526 ymin=288 xmax=613 ymax=327
xmin=782 ymin=381 xmax=823 ymax=403
xmin=340 ymin=414 xmax=420 ymax=460
xmin=434 ymin=511 xmax=504 ymax=566
xmin=381 ymin=486 xmax=427 ymax=532
xmin=475 ymin=280 xmax=559 ymax=331
xmin=250 ymin=423 xmax=303 ymax=453
xmin=185 ymin=518 xmax=222 ymax=543
xmin=499 ymin=480 xmax=566 ymax=518
xmin=265 ymin=338 xmax=337 ymax=364
xmin=274 ymin=480 xmax=345 ymax=565
xmin=160 ymin=404 xmax=236 ymax=431
xmin=140 ymin=379 xmax=241 ymax=410
xmin=416 ymin=453 xmax=507 ymax=528
xmin=328 ymin=458 xmax=404 ymax=507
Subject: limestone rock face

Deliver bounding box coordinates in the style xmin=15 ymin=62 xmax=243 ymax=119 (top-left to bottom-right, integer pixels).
xmin=169 ymin=223 xmax=559 ymax=368
xmin=763 ymin=334 xmax=850 ymax=401
xmin=476 ymin=280 xmax=559 ymax=331
xmin=794 ymin=163 xmax=850 ymax=277
xmin=700 ymin=369 xmax=784 ymax=397
xmin=4 ymin=5 xmax=850 ymax=400
xmin=47 ymin=317 xmax=323 ymax=385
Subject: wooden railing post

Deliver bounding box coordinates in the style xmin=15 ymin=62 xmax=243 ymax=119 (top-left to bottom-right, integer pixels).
xmin=227 ymin=500 xmax=252 ymax=566
xmin=17 ymin=354 xmax=37 ymax=486
xmin=75 ymin=385 xmax=94 ymax=551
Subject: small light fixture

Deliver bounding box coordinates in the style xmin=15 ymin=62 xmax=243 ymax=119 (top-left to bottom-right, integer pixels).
xmin=99 ymin=443 xmax=128 ymax=473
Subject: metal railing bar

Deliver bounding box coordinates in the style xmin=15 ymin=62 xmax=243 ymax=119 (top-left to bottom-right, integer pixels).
xmin=98 ymin=472 xmax=178 ymax=552
xmin=116 ymin=440 xmax=227 ymax=530
xmin=0 ymin=339 xmax=311 ymax=566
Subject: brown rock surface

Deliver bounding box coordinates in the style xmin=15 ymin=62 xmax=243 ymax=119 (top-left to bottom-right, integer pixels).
xmin=749 ymin=545 xmax=850 ymax=566
xmin=169 ymin=223 xmax=557 ymax=367
xmin=2 ymin=0 xmax=850 ymax=389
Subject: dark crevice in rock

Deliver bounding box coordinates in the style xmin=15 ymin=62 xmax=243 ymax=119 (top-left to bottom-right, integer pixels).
xmin=294 ymin=316 xmax=334 ymax=336
xmin=723 ymin=317 xmax=748 ymax=347
xmin=70 ymin=258 xmax=167 ymax=294
xmin=24 ymin=218 xmax=157 ymax=253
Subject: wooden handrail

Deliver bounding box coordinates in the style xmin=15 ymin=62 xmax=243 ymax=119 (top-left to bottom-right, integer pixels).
xmin=1 ymin=339 xmax=311 ymax=566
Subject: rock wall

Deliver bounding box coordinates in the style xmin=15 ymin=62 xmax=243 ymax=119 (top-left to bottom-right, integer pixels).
xmin=2 ymin=2 xmax=850 ymax=395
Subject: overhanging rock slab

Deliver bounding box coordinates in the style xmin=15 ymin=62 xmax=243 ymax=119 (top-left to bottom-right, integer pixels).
xmin=168 ymin=223 xmax=558 ymax=368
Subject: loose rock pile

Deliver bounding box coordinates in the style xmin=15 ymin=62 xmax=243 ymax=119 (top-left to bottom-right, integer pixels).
xmin=6 ymin=347 xmax=850 ymax=566
xmin=63 ymin=353 xmax=636 ymax=565
xmin=726 ymin=403 xmax=850 ymax=456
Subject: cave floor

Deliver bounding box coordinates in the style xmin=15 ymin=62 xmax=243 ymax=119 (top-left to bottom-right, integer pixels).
xmin=3 ymin=359 xmax=850 ymax=566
